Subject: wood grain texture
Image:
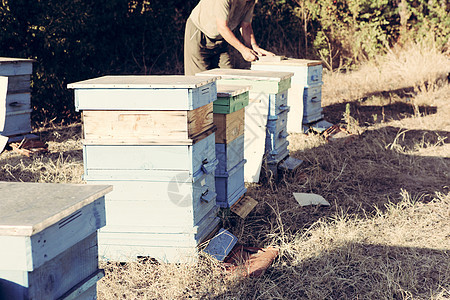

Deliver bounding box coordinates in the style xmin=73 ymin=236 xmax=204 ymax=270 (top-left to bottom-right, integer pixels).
xmin=214 ymin=109 xmax=245 ymax=144
xmin=231 ymin=196 xmax=258 ymax=219
xmin=0 ymin=182 xmax=112 ymax=236
xmin=82 ymin=103 xmax=214 ymax=144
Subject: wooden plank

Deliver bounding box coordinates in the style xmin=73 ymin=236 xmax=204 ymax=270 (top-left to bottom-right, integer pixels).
xmin=244 ymin=101 xmax=268 ymax=183
xmin=83 ymin=138 xmax=194 ymax=145
xmin=68 ymin=75 xmax=219 ymax=89
xmin=7 ymin=75 xmax=31 ymax=94
xmin=83 ymin=132 xmax=216 ymax=178
xmin=187 ymin=102 xmax=213 ymax=138
xmin=231 ymin=196 xmax=258 ymax=219
xmin=83 ymin=110 xmax=190 ymax=141
xmin=216 ymin=84 xmax=251 ymax=97
xmin=197 ymin=68 xmax=293 ymax=82
xmin=73 ymin=80 xmax=217 ymax=111
xmin=214 ymin=109 xmax=245 ymax=144
xmin=0 ymin=182 xmax=112 ymax=236
xmin=252 ymin=57 xmax=322 ymax=67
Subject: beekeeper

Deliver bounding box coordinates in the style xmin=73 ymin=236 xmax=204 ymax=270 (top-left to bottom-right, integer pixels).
xmin=184 ymin=0 xmax=274 ymax=75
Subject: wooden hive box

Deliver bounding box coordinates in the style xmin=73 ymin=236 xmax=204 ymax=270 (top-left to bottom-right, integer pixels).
xmin=68 ymin=75 xmax=219 ymax=145
xmin=215 ymin=159 xmax=247 ymax=208
xmin=196 ymin=69 xmax=293 ymax=183
xmin=215 ymin=135 xmax=246 ymax=207
xmin=214 ymin=108 xmax=245 ymax=144
xmin=0 ymin=182 xmax=111 ymax=300
xmin=302 ymin=84 xmax=324 ymax=123
xmin=214 ymin=84 xmax=250 ymax=114
xmin=251 ymin=58 xmax=323 ymax=132
xmin=68 ymin=75 xmax=221 ymax=263
xmin=0 ymin=58 xmax=34 ymax=139
xmin=265 ymin=110 xmax=289 ymax=154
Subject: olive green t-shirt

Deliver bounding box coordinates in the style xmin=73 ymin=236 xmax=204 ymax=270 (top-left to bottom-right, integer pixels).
xmin=189 ymin=0 xmax=256 ymax=39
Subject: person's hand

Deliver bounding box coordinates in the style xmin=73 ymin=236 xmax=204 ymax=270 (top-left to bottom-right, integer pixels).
xmin=253 ymin=45 xmax=275 ymax=57
xmin=240 ymin=47 xmax=258 ymax=62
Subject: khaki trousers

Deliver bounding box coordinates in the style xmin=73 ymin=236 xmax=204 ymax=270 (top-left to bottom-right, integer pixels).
xmin=184 ymin=18 xmax=232 ymax=75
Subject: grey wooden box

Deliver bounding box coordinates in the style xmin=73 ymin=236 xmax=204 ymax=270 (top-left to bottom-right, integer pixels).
xmin=0 ymin=182 xmax=112 ymax=300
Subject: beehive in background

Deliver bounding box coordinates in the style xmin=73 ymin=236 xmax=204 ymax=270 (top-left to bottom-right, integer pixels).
xmin=251 ymin=58 xmax=324 ymax=132
xmin=0 ymin=57 xmax=35 ymax=141
xmin=213 ymin=84 xmax=249 ymax=207
xmin=196 ymin=69 xmax=295 ymax=182
xmin=0 ymin=182 xmax=111 ymax=300
xmin=68 ymin=75 xmax=221 ymax=263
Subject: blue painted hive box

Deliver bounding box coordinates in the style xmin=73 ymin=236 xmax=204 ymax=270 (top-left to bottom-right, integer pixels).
xmin=0 ymin=182 xmax=111 ymax=300
xmin=302 ymin=84 xmax=324 ymax=123
xmin=215 ymin=159 xmax=247 ymax=208
xmin=0 ymin=57 xmax=34 ymax=139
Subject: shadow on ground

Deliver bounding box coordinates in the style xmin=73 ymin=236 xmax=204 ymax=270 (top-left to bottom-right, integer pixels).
xmin=209 ymin=243 xmax=449 ymax=299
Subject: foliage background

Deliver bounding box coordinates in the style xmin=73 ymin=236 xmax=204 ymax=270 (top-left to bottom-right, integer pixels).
xmin=0 ymin=0 xmax=448 ymax=125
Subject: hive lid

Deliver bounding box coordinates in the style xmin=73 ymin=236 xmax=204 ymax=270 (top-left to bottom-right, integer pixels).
xmin=68 ymin=75 xmax=219 ymax=89
xmin=0 ymin=182 xmax=112 ymax=236
xmin=252 ymin=58 xmax=322 ymax=67
xmin=0 ymin=57 xmax=35 ymax=64
xmin=197 ymin=68 xmax=293 ymax=81
xmin=217 ymin=83 xmax=251 ymax=97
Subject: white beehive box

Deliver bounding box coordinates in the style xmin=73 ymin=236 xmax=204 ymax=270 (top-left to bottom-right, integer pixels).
xmin=0 ymin=182 xmax=111 ymax=300
xmin=251 ymin=58 xmax=323 ymax=132
xmin=0 ymin=57 xmax=34 ymax=139
xmin=196 ymin=69 xmax=293 ymax=183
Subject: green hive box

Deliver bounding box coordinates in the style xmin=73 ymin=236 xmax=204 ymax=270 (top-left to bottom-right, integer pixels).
xmin=214 ymin=84 xmax=250 ymax=114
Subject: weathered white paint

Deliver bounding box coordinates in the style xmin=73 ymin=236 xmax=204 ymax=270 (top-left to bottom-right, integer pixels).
xmin=251 ymin=58 xmax=323 ymax=132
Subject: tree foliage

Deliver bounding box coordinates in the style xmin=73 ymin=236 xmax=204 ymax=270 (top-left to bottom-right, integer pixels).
xmin=0 ymin=0 xmax=448 ymax=124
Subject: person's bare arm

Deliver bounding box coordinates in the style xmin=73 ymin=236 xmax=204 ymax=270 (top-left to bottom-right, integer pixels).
xmin=241 ymin=21 xmax=275 ymax=57
xmin=216 ymin=18 xmax=258 ymax=62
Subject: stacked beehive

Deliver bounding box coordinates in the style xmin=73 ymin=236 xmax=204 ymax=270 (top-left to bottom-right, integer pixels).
xmin=213 ymin=84 xmax=250 ymax=207
xmin=68 ymin=75 xmax=220 ymax=263
xmin=0 ymin=182 xmax=111 ymax=299
xmin=251 ymin=58 xmax=325 ymax=132
xmin=0 ymin=57 xmax=35 ymax=140
xmin=196 ymin=69 xmax=295 ymax=182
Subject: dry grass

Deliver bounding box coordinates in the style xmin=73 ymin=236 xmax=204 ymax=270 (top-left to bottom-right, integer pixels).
xmin=1 ymin=42 xmax=449 ymax=299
